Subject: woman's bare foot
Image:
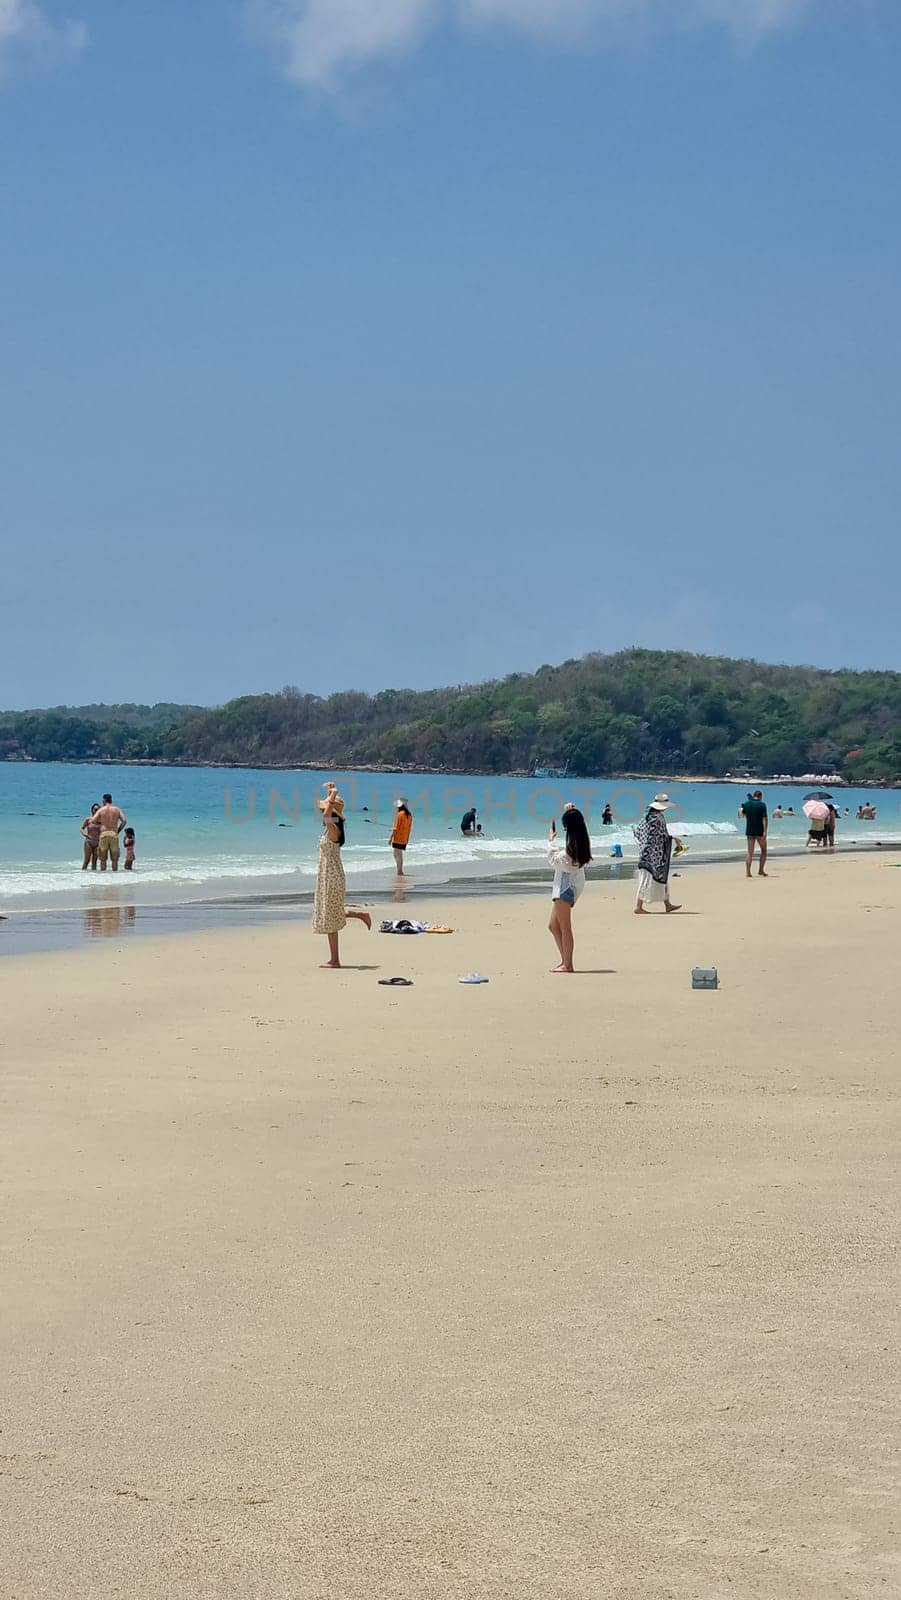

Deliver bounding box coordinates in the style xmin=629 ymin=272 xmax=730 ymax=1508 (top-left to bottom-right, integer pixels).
xmin=665 ymin=901 xmax=681 ymax=913
xmin=552 ymin=962 xmax=574 ymax=973
xmin=634 ymin=905 xmax=647 ymax=915
xmin=320 ymin=960 xmax=341 ymax=969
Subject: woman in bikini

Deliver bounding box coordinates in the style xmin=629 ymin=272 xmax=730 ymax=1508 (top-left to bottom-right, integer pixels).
xmin=81 ymin=803 xmax=101 ymax=871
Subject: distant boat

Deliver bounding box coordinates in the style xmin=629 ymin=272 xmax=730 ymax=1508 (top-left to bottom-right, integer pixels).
xmin=533 ymin=765 xmax=569 ymax=780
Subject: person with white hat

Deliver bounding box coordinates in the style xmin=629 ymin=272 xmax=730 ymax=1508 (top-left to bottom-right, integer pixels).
xmin=313 ymin=785 xmax=372 ymax=966
xmin=389 ymin=797 xmax=413 ymax=877
xmin=633 ymin=793 xmax=682 ymax=915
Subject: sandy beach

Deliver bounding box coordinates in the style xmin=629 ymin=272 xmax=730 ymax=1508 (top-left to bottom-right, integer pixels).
xmin=1 ymin=852 xmax=899 ymax=1599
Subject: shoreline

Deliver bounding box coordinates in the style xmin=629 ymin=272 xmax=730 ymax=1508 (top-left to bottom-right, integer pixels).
xmin=3 ymin=755 xmax=896 ymax=786
xmin=3 ymin=840 xmax=899 ymax=958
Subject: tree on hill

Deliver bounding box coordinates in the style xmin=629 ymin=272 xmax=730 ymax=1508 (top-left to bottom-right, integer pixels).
xmin=3 ymin=652 xmax=899 ymax=780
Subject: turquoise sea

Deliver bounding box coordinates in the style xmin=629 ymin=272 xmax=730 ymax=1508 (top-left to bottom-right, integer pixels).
xmin=1 ymin=763 xmax=898 ymax=953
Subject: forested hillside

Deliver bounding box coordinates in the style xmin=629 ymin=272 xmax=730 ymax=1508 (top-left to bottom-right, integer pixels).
xmin=4 ymin=652 xmax=897 ymax=780
xmin=0 ymin=704 xmax=199 ymax=763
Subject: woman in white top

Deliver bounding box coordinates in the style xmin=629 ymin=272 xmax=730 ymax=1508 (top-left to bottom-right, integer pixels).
xmin=547 ymin=804 xmax=592 ymax=973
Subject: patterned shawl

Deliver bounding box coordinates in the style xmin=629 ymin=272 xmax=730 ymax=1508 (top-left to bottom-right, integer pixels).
xmin=634 ymin=809 xmax=673 ymax=885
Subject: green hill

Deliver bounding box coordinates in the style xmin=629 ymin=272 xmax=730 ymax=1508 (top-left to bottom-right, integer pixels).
xmin=0 ymin=703 xmax=200 ymax=764
xmin=7 ymin=651 xmax=896 ymax=780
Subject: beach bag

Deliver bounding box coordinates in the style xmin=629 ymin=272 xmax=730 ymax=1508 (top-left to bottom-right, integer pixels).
xmin=691 ymin=967 xmax=718 ymax=990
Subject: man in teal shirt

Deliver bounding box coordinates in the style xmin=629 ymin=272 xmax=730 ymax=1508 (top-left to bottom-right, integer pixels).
xmin=740 ymin=790 xmax=768 ymax=878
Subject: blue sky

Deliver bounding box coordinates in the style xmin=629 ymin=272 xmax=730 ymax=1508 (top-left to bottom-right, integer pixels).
xmin=1 ymin=0 xmax=899 ymax=708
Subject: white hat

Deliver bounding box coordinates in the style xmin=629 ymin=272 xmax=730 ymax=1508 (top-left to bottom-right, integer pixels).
xmin=650 ymin=792 xmax=675 ymax=811
xmin=396 ymin=797 xmax=407 ymax=808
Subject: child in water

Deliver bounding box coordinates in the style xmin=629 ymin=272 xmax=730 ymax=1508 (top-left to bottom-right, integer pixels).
xmin=123 ymin=827 xmax=136 ymax=870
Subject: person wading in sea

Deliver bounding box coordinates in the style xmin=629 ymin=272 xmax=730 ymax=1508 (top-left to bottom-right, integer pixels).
xmin=93 ymin=793 xmax=127 ymax=872
xmin=389 ymin=798 xmax=413 ymax=877
xmin=80 ymin=802 xmax=101 ymax=870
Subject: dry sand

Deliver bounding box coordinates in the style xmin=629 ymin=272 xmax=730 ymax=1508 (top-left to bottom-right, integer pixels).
xmin=1 ymin=853 xmax=899 ymax=1599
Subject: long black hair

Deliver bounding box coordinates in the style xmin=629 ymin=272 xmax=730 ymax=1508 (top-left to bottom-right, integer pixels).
xmin=562 ymin=807 xmax=592 ymax=867
xmin=324 ymin=806 xmax=345 ymax=847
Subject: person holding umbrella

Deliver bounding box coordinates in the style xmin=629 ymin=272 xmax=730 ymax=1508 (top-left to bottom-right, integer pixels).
xmin=803 ymin=795 xmax=831 ymax=848
xmin=739 ymin=789 xmax=768 ymax=878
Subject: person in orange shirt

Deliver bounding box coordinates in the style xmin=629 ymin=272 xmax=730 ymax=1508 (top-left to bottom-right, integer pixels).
xmin=389 ymin=798 xmax=413 ymax=876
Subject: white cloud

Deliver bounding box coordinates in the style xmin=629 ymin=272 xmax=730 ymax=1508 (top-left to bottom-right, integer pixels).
xmin=248 ymin=0 xmax=819 ymax=87
xmin=247 ymin=0 xmax=435 ymax=86
xmin=0 ymin=0 xmax=86 ymax=70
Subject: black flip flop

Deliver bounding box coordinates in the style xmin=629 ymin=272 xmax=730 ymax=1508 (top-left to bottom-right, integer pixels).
xmin=378 ymin=977 xmax=413 ymax=986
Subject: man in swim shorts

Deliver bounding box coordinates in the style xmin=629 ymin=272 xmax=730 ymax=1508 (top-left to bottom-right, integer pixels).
xmin=740 ymin=790 xmax=768 ymax=879
xmin=461 ymin=807 xmax=477 ymax=836
xmin=93 ymin=792 xmax=127 ymax=871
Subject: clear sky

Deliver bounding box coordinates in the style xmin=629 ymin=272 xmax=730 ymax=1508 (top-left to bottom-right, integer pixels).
xmin=1 ymin=0 xmax=899 ymax=708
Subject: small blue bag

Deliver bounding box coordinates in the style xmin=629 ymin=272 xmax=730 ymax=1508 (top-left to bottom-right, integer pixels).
xmin=691 ymin=967 xmax=718 ymax=990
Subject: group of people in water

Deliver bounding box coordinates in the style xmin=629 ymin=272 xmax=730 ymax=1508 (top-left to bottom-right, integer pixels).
xmin=79 ymin=794 xmax=136 ymax=872
xmin=768 ymin=798 xmax=877 ymax=849
xmin=388 ymin=799 xmax=486 ymax=878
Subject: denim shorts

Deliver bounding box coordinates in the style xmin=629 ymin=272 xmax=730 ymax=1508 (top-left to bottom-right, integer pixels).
xmin=554 ymin=886 xmax=576 ymax=907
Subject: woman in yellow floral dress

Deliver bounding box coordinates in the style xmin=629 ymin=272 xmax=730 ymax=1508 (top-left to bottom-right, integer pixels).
xmin=313 ymin=788 xmax=371 ymax=967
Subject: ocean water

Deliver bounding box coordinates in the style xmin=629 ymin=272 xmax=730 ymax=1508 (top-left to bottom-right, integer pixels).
xmin=1 ymin=763 xmax=898 ymax=950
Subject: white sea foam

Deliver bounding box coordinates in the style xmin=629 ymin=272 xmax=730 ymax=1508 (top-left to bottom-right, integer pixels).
xmin=0 ymin=854 xmax=321 ymax=900
xmin=2 ymin=824 xmax=898 ymax=904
